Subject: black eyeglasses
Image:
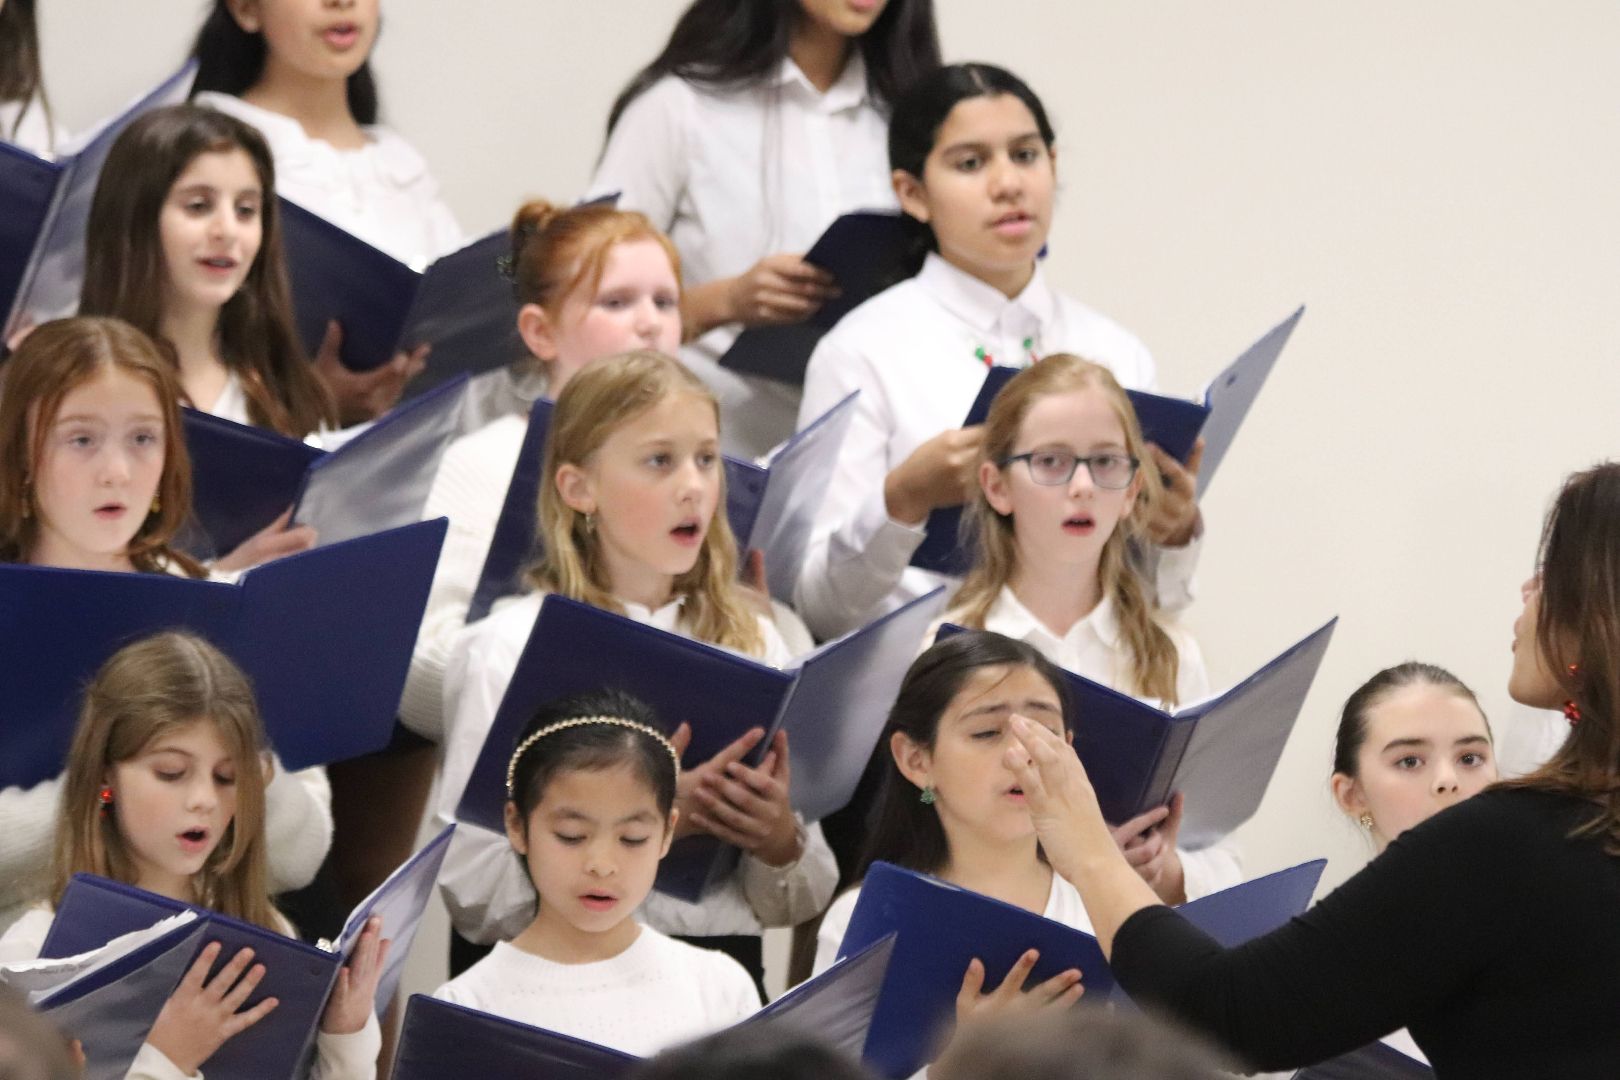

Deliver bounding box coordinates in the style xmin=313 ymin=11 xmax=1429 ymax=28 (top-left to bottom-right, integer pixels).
xmin=999 ymin=449 xmax=1140 ymax=489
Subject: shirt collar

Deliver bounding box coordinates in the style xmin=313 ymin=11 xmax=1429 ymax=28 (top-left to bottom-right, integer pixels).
xmin=916 ymin=252 xmax=1057 ymax=343
xmin=620 ymin=594 xmax=687 ymax=630
xmin=988 ymin=586 xmax=1121 ymax=654
xmin=775 ymin=50 xmax=871 ymax=112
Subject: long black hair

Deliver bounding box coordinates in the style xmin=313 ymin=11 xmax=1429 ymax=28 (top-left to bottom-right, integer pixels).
xmin=189 ymin=0 xmax=379 ymax=125
xmin=887 ymin=62 xmax=1058 ymax=278
xmin=0 ymin=0 xmax=49 ymax=138
xmin=856 ymin=630 xmax=1073 ymax=880
xmin=606 ymin=0 xmax=941 ymax=135
xmin=507 ymin=689 xmax=679 ymax=825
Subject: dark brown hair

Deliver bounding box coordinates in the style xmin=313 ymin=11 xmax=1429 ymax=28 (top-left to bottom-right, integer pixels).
xmin=1500 ymin=463 xmax=1620 ymax=853
xmin=79 ymin=104 xmax=334 ymax=437
xmin=0 ymin=0 xmax=49 ymax=140
xmin=0 ymin=317 xmax=203 ymax=576
xmin=1332 ymin=662 xmax=1489 ymax=779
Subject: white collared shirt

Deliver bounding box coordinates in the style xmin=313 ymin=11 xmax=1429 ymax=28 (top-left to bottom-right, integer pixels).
xmin=437 ymin=589 xmax=836 ymax=944
xmin=1 ymin=96 xmax=60 ymax=160
xmin=194 ymin=92 xmax=463 ymax=270
xmin=586 ymin=56 xmax=895 ymax=458
xmin=793 ymin=252 xmax=1196 ymax=640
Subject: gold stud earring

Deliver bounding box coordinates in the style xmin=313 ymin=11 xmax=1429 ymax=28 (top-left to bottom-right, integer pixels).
xmin=1358 ymin=812 xmax=1374 ymax=831
xmin=150 ymin=495 xmax=161 ymax=515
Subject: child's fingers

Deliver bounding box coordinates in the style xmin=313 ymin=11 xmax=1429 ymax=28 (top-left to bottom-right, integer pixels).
xmin=1032 ymin=968 xmax=1083 ymax=1005
xmin=955 ymin=957 xmax=986 ymax=1010
xmin=992 ymin=949 xmax=1041 ymax=1000
xmin=694 ymin=786 xmax=767 ymax=839
xmin=219 ymin=962 xmax=267 ymax=1013
xmin=206 ymin=947 xmax=256 ymax=999
xmin=225 ymin=995 xmax=279 ymax=1037
xmin=181 ymin=942 xmax=223 ymax=992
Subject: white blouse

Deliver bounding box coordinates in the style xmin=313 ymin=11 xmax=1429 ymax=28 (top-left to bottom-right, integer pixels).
xmin=794 ymin=252 xmax=1197 ymax=640
xmin=1 ymin=95 xmax=60 ymax=159
xmin=433 ymin=927 xmax=759 ymax=1057
xmin=587 ymin=55 xmax=895 ymax=459
xmin=935 ymin=588 xmax=1243 ymax=900
xmin=436 ymin=590 xmax=836 ymax=944
xmin=192 ymin=92 xmax=462 ymax=271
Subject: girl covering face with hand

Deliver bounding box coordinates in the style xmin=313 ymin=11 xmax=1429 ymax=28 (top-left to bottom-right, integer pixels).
xmin=0 ymin=633 xmax=385 ymax=1080
xmin=433 ymin=689 xmax=759 ymax=1056
xmin=795 ymin=63 xmax=1201 ymax=642
xmin=437 ymin=352 xmax=835 ymax=990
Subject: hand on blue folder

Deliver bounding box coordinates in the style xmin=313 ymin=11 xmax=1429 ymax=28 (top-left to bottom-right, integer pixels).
xmin=839 ymin=860 xmax=1325 ymax=1079
xmin=453 ymin=589 xmax=946 ymax=902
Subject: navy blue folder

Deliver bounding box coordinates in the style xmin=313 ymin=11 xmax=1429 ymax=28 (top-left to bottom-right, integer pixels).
xmin=278 ymin=201 xmax=519 ymax=378
xmin=42 ymin=829 xmax=455 ymax=1078
xmin=181 ymin=376 xmax=467 ymax=556
xmin=0 ymin=519 xmax=446 ymax=789
xmin=3 ymin=63 xmax=197 ymax=338
xmin=0 ymin=141 xmax=57 ymax=324
xmin=14 ymin=915 xmax=205 ymax=1080
xmin=454 ymin=588 xmax=945 ymax=902
xmin=1294 ymin=1040 xmax=1433 ymax=1079
xmin=942 ymin=617 xmax=1338 ymax=848
xmin=390 ymin=933 xmax=895 ymax=1078
xmin=1191 ymin=305 xmax=1304 ymax=498
xmin=839 ymin=859 xmax=1325 ymax=1079
xmin=719 ymin=210 xmax=911 ymax=385
xmin=468 ymin=393 xmax=857 ymax=622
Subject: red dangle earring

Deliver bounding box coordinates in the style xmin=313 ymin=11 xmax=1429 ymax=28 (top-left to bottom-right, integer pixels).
xmin=1564 ymin=663 xmax=1582 ymax=726
xmin=98 ymin=786 xmax=114 ymax=816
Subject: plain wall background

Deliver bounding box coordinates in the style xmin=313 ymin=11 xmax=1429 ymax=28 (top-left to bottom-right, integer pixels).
xmin=40 ymin=0 xmax=1620 ymax=993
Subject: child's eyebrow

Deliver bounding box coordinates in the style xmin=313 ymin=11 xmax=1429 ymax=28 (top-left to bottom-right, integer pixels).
xmin=549 ymin=807 xmax=661 ymax=826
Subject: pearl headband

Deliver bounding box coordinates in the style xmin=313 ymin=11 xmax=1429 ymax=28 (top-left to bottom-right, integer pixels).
xmin=506 ymin=715 xmax=682 ymax=800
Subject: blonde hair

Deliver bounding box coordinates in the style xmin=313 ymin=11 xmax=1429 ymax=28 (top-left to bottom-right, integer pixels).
xmin=508 ymin=199 xmax=682 ymax=380
xmin=526 ymin=350 xmax=764 ymax=656
xmin=952 ymin=355 xmax=1182 ymax=704
xmin=51 ymin=632 xmax=279 ymax=931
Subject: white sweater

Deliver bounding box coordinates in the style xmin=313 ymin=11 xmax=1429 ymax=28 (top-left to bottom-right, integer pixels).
xmin=433 ymin=926 xmax=758 ymax=1056
xmin=0 ymin=905 xmax=381 ymax=1080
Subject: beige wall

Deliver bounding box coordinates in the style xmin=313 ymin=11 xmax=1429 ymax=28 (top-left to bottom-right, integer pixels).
xmin=44 ymin=0 xmax=1620 ymax=955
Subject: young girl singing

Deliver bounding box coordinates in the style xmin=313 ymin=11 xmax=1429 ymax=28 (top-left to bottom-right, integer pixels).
xmin=190 ymin=0 xmax=461 ymax=422
xmin=437 ymin=350 xmax=836 ymax=988
xmin=794 ymin=62 xmax=1202 ymax=640
xmin=400 ymin=198 xmax=685 ymax=741
xmin=941 ymin=354 xmax=1239 ymax=902
xmin=589 ymin=0 xmax=942 ymax=457
xmin=434 ymin=688 xmax=760 ymax=1055
xmin=80 ymin=104 xmax=335 ymax=443
xmin=0 ymin=631 xmax=385 ymax=1080
xmin=0 ymin=317 xmax=331 ymax=932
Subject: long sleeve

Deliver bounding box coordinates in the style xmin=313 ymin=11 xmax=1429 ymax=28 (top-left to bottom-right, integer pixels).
xmin=0 ymin=777 xmax=60 ymax=933
xmin=1109 ymin=789 xmax=1620 ymax=1075
xmin=736 ymin=820 xmax=838 ymax=927
xmin=586 ymin=79 xmax=691 ymax=231
xmin=793 ymin=334 xmax=927 ymax=639
xmin=263 ymin=760 xmax=333 ymax=895
xmin=311 ymin=1014 xmax=382 ymax=1080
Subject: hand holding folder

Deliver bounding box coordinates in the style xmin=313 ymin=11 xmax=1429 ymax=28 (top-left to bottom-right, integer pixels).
xmin=453 ymin=589 xmax=946 ymax=901
xmin=0 ymin=520 xmax=447 ymax=789
xmin=839 ymin=860 xmax=1325 ymax=1079
xmin=39 ymin=826 xmax=455 ymax=1080
xmin=390 ymin=935 xmax=896 ymax=1078
xmin=2 ymin=63 xmax=197 ymax=338
xmin=279 ymin=200 xmax=519 ymax=383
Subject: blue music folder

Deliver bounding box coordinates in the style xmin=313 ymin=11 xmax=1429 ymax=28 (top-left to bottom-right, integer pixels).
xmin=939 ymin=617 xmax=1337 ymax=849
xmin=3 ymin=63 xmax=197 ymax=338
xmin=181 ymin=409 xmax=325 ymax=557
xmin=0 ymin=141 xmax=58 ymax=324
xmin=391 ymin=934 xmax=894 ymax=1078
xmin=840 ymin=859 xmax=1325 ymax=1079
xmin=3 ymin=913 xmax=203 ymax=1080
xmin=41 ymin=829 xmax=455 ymax=1078
xmin=1192 ymin=305 xmax=1304 ymax=498
xmin=454 ymin=588 xmax=945 ymax=902
xmin=468 ymin=393 xmax=857 ymax=622
xmin=1294 ymin=1040 xmax=1433 ymax=1079
xmin=0 ymin=519 xmax=447 ymax=789
xmin=720 ymin=210 xmax=911 ymax=385
xmin=279 ymin=201 xmax=519 ymax=378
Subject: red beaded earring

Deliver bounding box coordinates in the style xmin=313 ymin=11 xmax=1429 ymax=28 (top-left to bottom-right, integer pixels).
xmin=1564 ymin=664 xmax=1582 ymax=726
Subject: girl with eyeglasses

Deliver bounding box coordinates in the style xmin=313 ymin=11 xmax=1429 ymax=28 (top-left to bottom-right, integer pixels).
xmin=934 ymin=353 xmax=1239 ymax=904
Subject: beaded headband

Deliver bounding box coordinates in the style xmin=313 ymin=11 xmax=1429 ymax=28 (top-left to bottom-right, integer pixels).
xmin=506 ymin=715 xmax=682 ymax=800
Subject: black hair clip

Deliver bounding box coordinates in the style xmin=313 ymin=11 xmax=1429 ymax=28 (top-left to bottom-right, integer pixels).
xmin=495 ymin=252 xmax=517 ymax=282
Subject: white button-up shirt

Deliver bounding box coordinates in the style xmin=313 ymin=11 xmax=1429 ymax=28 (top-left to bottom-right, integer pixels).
xmin=587 ymin=56 xmax=895 ymax=458
xmin=794 ymin=251 xmax=1196 ymax=640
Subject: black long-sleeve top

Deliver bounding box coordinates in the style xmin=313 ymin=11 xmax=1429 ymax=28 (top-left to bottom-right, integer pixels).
xmin=1112 ymin=788 xmax=1620 ymax=1078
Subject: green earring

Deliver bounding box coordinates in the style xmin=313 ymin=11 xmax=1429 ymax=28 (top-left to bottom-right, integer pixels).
xmin=919 ymin=786 xmax=936 ymax=806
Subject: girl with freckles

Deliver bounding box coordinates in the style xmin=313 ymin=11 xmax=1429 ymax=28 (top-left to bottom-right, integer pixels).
xmin=437 ymin=351 xmax=836 ymax=990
